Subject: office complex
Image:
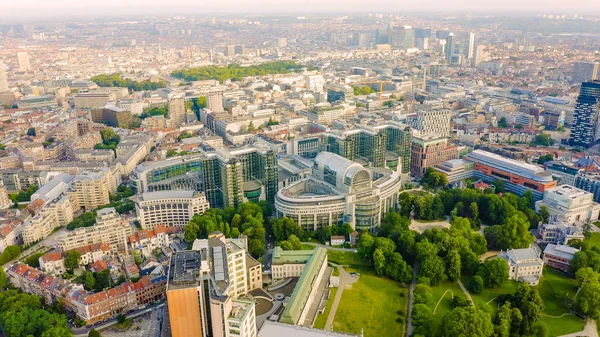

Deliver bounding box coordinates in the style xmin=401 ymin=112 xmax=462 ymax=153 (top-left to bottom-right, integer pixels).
xmin=465 ymin=149 xmax=557 ymax=200
xmin=271 ymin=247 xmax=328 ymax=326
xmin=274 ymin=152 xmax=402 ymax=232
xmin=326 ymin=83 xmax=354 ymax=103
xmin=569 ymin=80 xmax=600 ymax=147
xmin=133 ymin=144 xmax=278 ymax=208
xmin=17 ymin=52 xmax=31 ymax=72
xmin=411 ymin=137 xmax=459 ymax=177
xmin=91 ymin=106 xmax=133 ymax=128
xmin=534 ymin=185 xmax=600 ymax=224
xmin=166 ymin=234 xmax=258 ymax=337
xmin=135 ymin=191 xmax=210 ymax=230
xmin=408 ymin=105 xmax=452 ymax=138
xmin=573 ymin=61 xmax=599 ymax=83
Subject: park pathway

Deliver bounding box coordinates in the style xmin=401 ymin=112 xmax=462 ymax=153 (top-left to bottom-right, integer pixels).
xmin=559 ymin=320 xmax=598 ymax=337
xmin=301 ymin=242 xmax=356 ymax=252
xmin=324 ymin=264 xmax=359 ymax=331
xmin=405 ymin=262 xmax=419 ymax=337
xmin=457 ymin=280 xmax=474 ymax=306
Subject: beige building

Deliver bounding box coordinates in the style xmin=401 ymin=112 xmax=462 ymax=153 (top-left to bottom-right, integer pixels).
xmin=59 ymin=208 xmax=132 ymax=254
xmin=169 ymin=97 xmax=186 ymax=128
xmin=135 ymin=191 xmax=210 ymax=230
xmin=499 ymin=246 xmax=544 ymax=286
xmin=535 ymin=185 xmax=600 ymax=225
xmin=74 ymin=92 xmax=116 ymax=109
xmin=0 ymin=185 xmax=12 ymax=209
xmin=22 ymin=196 xmax=74 ymax=245
xmin=68 ymin=170 xmax=118 ymax=211
xmin=246 ymin=255 xmax=262 ymax=291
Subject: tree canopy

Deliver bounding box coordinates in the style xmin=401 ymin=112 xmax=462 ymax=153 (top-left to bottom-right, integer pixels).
xmin=90 ymin=73 xmax=166 ymax=91
xmin=172 ymin=61 xmax=305 ymax=82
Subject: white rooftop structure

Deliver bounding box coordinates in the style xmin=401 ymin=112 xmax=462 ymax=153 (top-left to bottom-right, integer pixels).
xmin=535 ymin=185 xmax=600 ymax=225
xmin=259 ymin=321 xmax=359 ymax=337
xmin=466 ymin=149 xmax=553 ymax=183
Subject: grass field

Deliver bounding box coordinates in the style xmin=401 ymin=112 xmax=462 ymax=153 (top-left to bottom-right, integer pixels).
xmin=427 ymin=281 xmax=466 ymax=328
xmin=537 ymin=268 xmax=585 ymax=337
xmin=586 ymin=232 xmax=600 ymax=249
xmin=461 ymin=275 xmax=520 ymax=313
xmin=313 ymin=287 xmax=338 ymax=329
xmin=327 ymin=250 xmax=372 ymax=268
xmin=332 ymin=269 xmax=408 ymax=337
xmin=461 ymin=268 xmax=585 ymax=337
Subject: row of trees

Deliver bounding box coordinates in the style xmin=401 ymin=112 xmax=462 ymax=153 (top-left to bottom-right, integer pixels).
xmin=172 ymin=61 xmax=306 ymax=82
xmin=90 ymin=73 xmax=166 ymax=91
xmin=352 ymin=85 xmax=378 ymax=95
xmin=399 ymin=192 xmax=445 ymax=221
xmin=139 ymin=107 xmax=168 ymax=119
xmin=357 ymin=233 xmax=412 ymax=282
xmin=73 ymin=269 xmax=112 ymax=293
xmin=184 ymin=202 xmax=270 ymax=258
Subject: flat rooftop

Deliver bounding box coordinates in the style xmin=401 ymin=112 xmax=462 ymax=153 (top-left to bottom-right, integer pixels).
xmin=168 ymin=251 xmax=202 ymax=289
xmin=546 ymin=185 xmax=590 ymax=199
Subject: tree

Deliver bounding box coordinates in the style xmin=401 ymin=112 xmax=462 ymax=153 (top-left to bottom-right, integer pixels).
xmin=577 ymin=283 xmax=600 ymax=319
xmin=531 ymin=321 xmax=549 ymax=337
xmin=24 ymin=252 xmax=44 ymax=268
xmin=64 ymin=250 xmax=81 ymax=270
xmin=357 ymin=233 xmax=375 ymax=259
xmin=412 ymin=303 xmax=434 ymax=336
xmin=373 ymin=248 xmax=386 ymax=276
xmin=492 ymin=179 xmax=505 ymax=193
xmin=413 ymin=284 xmax=433 ymax=305
xmin=100 ymin=127 xmax=120 ymax=145
xmin=416 ymin=238 xmax=439 ymax=261
xmin=0 ymin=245 xmax=22 ymax=264
xmin=84 ymin=271 xmax=96 ymax=291
xmin=480 ymin=258 xmax=508 ymax=288
xmin=117 ymin=313 xmax=127 ymax=324
xmin=576 ymin=267 xmax=599 ymax=289
xmin=248 ymin=121 xmax=255 ymax=132
xmin=469 ymin=275 xmax=484 ymax=294
xmin=537 ymin=154 xmax=554 ymax=165
xmin=501 ymin=214 xmax=535 ymax=249
xmin=513 ymin=283 xmax=544 ymax=334
xmin=533 ymin=134 xmax=554 ymax=147
xmin=421 ymin=167 xmax=448 ymax=189
xmin=446 ymin=250 xmax=462 ymax=282
xmin=494 ymin=302 xmax=512 ymax=337
xmin=439 ymin=307 xmax=494 ymax=337
xmin=583 ymin=220 xmax=593 ymax=239
xmin=26 ymin=127 xmax=36 ymax=137
xmin=538 ymin=205 xmax=550 ymax=223
xmin=498 ymin=117 xmax=508 ymax=128
xmin=0 ymin=267 xmax=8 ymax=289
xmin=88 ymin=329 xmax=101 ymax=337
xmin=418 ymin=255 xmax=446 ymax=285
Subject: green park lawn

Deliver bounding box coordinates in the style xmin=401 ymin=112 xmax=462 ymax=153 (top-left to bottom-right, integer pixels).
xmin=313 ymin=287 xmax=338 ymax=329
xmin=586 ymin=232 xmax=600 ymax=249
xmin=461 ymin=275 xmax=520 ymax=313
xmin=462 ymin=268 xmax=585 ymax=337
xmin=427 ymin=281 xmax=466 ymax=328
xmin=327 ymin=250 xmax=372 ymax=268
xmin=332 ymin=269 xmax=408 ymax=337
xmin=536 ymin=268 xmax=585 ymax=337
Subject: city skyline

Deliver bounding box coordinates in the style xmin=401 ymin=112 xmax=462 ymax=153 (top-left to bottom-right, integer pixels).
xmin=1 ymin=0 xmax=599 ymax=20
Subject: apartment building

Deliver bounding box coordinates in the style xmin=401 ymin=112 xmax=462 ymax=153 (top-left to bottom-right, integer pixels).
xmin=59 ymin=208 xmax=132 ymax=254
xmin=246 ymin=255 xmax=262 ymax=291
xmin=135 ymin=191 xmax=210 ymax=230
xmin=68 ymin=171 xmax=116 ymax=211
xmin=129 ymin=225 xmax=170 ymax=258
xmin=22 ymin=196 xmax=74 ymax=245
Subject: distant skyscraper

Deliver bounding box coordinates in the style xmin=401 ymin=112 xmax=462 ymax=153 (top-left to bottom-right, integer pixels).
xmin=569 ymin=80 xmax=600 ymax=148
xmin=0 ymin=62 xmax=8 ymax=92
xmin=466 ymin=32 xmax=475 ymax=59
xmin=573 ymin=61 xmax=599 ymax=83
xmin=17 ymin=52 xmax=30 ymax=72
xmin=472 ymin=45 xmax=486 ymax=67
xmin=445 ymin=33 xmax=454 ymax=64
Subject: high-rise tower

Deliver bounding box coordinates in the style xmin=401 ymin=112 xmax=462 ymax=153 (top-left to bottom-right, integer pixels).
xmin=569 ymin=80 xmax=600 ymax=147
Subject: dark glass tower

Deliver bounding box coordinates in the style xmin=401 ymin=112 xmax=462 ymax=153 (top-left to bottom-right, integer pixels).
xmin=569 ymin=80 xmax=600 ymax=147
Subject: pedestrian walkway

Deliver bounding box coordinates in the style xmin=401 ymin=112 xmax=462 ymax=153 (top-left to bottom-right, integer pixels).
xmin=457 ymin=280 xmax=474 ymax=306
xmin=405 ymin=262 xmax=419 ymax=337
xmin=324 ymin=263 xmax=359 ymax=330
xmin=559 ymin=320 xmax=598 ymax=337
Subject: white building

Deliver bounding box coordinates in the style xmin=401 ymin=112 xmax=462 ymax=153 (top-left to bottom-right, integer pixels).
xmin=275 ymin=152 xmax=402 ymax=232
xmin=537 ymin=221 xmax=584 ymax=245
xmin=135 ymin=191 xmax=210 ymax=230
xmin=128 ymin=225 xmax=170 ymax=258
xmin=535 ymin=185 xmax=600 ymax=225
xmin=408 ymin=105 xmax=452 ymax=138
xmin=499 ymin=246 xmax=544 ymax=285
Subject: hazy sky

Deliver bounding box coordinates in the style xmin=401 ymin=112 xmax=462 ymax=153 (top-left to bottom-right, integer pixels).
xmin=1 ymin=0 xmax=598 ymax=19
